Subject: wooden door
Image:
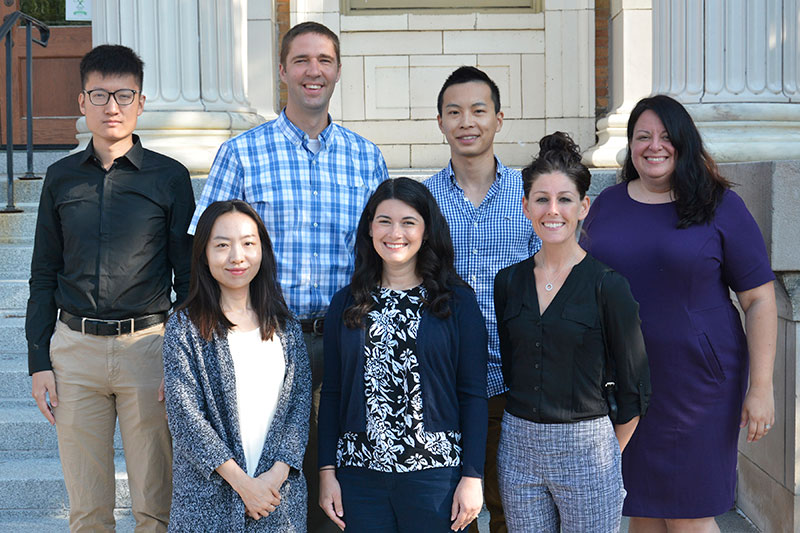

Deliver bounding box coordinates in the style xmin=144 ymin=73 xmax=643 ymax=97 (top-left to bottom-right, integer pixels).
xmin=0 ymin=0 xmax=91 ymax=147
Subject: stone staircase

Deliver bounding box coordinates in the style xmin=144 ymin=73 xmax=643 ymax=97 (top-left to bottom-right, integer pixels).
xmin=0 ymin=151 xmax=137 ymax=531
xmin=0 ymin=153 xmax=757 ymax=532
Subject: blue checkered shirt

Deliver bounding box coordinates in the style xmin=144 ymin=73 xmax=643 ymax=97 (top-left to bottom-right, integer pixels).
xmin=190 ymin=111 xmax=389 ymax=318
xmin=425 ymin=159 xmax=541 ymax=397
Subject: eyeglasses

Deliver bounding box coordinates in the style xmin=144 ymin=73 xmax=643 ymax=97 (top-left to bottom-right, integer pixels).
xmin=83 ymin=89 xmax=139 ymax=106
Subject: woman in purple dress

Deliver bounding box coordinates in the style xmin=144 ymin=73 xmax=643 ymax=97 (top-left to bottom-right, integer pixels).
xmin=582 ymin=94 xmax=777 ymax=532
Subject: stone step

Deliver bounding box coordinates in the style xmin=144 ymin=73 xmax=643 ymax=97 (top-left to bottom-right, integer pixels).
xmin=0 ymin=355 xmax=30 ymax=401
xmin=0 ymin=244 xmax=33 ymax=277
xmin=0 ymin=401 xmax=125 ymax=456
xmin=0 ymin=207 xmax=37 ymax=244
xmin=0 ymin=315 xmax=25 ymax=355
xmin=0 ymin=280 xmax=28 ymax=310
xmin=0 ymin=150 xmax=70 ymax=176
xmin=0 ymin=509 xmax=135 ymax=532
xmin=0 ymin=456 xmax=130 ymax=510
xmin=1 ymin=178 xmax=44 ymax=204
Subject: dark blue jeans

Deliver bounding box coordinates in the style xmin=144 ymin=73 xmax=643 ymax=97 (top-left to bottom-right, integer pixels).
xmin=337 ymin=466 xmax=461 ymax=532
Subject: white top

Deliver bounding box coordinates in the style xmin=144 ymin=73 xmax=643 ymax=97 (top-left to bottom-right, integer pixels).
xmin=307 ymin=138 xmax=321 ymax=154
xmin=228 ymin=327 xmax=286 ymax=477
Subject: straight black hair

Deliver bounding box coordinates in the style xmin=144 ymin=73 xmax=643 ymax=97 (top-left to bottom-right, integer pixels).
xmin=80 ymin=44 xmax=144 ymax=89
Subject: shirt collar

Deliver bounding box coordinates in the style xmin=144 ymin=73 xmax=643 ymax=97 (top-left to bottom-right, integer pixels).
xmin=79 ymin=134 xmax=144 ymax=170
xmin=446 ymin=156 xmax=505 ymax=190
xmin=277 ymin=109 xmax=335 ymax=150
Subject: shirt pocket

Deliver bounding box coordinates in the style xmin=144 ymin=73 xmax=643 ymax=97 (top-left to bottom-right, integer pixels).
xmin=247 ymin=183 xmax=298 ymax=231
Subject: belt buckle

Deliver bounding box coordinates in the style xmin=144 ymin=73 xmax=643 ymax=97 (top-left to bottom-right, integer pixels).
xmin=312 ymin=318 xmax=323 ymax=335
xmin=81 ymin=317 xmax=87 ymax=335
xmin=118 ymin=318 xmax=135 ymax=335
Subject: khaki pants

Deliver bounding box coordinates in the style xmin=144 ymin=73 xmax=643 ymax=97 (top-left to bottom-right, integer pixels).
xmin=469 ymin=393 xmax=508 ymax=533
xmin=50 ymin=320 xmax=172 ymax=532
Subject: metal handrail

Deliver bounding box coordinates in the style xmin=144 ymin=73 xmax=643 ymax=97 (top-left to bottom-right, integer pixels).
xmin=1 ymin=11 xmax=50 ymax=213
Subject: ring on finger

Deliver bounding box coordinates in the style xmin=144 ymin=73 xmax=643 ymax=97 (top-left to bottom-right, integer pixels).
xmin=765 ymin=424 xmax=771 ymax=430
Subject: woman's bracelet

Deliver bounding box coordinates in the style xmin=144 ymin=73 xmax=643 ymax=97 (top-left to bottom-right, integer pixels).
xmin=319 ymin=466 xmax=336 ymax=472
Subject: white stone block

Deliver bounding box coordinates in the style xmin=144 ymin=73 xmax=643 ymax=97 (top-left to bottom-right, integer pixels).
xmin=341 ymin=56 xmax=366 ymax=121
xmin=444 ymin=30 xmax=544 ymax=55
xmin=247 ymin=19 xmax=277 ymax=119
xmin=545 ymin=10 xmax=593 ymax=118
xmin=545 ymin=118 xmax=596 ymax=151
xmin=476 ymin=13 xmax=545 ymax=30
xmin=364 ymin=56 xmax=410 ymax=120
xmin=248 ymin=1 xmax=270 ymax=20
xmin=612 ymin=0 xmax=652 ymax=17
xmin=329 ymin=85 xmax=343 ymax=122
xmin=377 ymin=144 xmax=411 ymax=168
xmin=341 ymin=14 xmax=408 ymax=32
xmin=343 ymin=120 xmax=442 ymax=145
xmin=322 ymin=12 xmax=341 ymax=35
xmin=411 ymin=143 xmax=452 ymax=169
xmin=495 ymin=118 xmax=546 ymax=145
xmin=341 ymin=31 xmax=443 ymax=56
xmin=478 ymin=54 xmax=522 ymax=119
xmin=408 ymin=13 xmax=477 ymax=31
xmin=521 ymin=54 xmax=546 ymax=119
xmin=547 ymin=0 xmax=593 ymax=10
xmin=409 ymin=55 xmax=477 ymax=118
xmin=294 ymin=0 xmax=339 ymax=14
xmin=494 ymin=142 xmax=542 ymax=168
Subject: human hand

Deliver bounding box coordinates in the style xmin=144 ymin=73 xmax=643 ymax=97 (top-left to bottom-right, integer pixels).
xmin=450 ymin=476 xmax=483 ymax=531
xmin=235 ymin=474 xmax=281 ymax=520
xmin=319 ymin=469 xmax=345 ymax=530
xmin=256 ymin=461 xmax=289 ymax=503
xmin=740 ymin=384 xmax=775 ymax=443
xmin=32 ymin=370 xmax=58 ymax=425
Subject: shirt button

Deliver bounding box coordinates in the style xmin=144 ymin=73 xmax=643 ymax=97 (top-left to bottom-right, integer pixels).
xmin=470 ymin=275 xmax=477 ymax=282
xmin=534 ymin=386 xmax=540 ymax=391
xmin=472 ymin=249 xmax=478 ymax=254
xmin=473 ymin=222 xmax=478 ymax=228
xmin=313 ymin=222 xmax=318 ymax=227
xmin=534 ymin=363 xmax=540 ymax=369
xmin=313 ymin=283 xmax=318 ymax=288
xmin=313 ymin=190 xmax=318 ymax=196
xmin=313 ymin=252 xmax=318 ymax=257
xmin=532 ymin=407 xmax=537 ymax=413
xmin=535 ymin=341 xmax=541 ymax=348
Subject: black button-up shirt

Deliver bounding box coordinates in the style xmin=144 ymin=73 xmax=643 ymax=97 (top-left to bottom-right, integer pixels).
xmin=494 ymin=253 xmax=651 ymax=424
xmin=26 ymin=136 xmax=195 ymax=374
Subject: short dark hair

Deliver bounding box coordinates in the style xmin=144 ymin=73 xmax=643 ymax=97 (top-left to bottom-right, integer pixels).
xmin=280 ymin=21 xmax=341 ymax=66
xmin=344 ymin=178 xmax=464 ymax=328
xmin=622 ymin=94 xmax=730 ymax=228
xmin=522 ymin=132 xmax=591 ymax=199
xmin=80 ymin=44 xmax=144 ymax=89
xmin=437 ymin=66 xmax=501 ymax=115
xmin=178 ymin=200 xmax=291 ymax=342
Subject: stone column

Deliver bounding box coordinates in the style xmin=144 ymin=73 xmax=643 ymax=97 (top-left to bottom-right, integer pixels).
xmin=76 ymin=0 xmax=266 ymax=173
xmin=582 ymin=0 xmax=653 ymax=167
xmin=652 ymin=0 xmax=800 ymax=162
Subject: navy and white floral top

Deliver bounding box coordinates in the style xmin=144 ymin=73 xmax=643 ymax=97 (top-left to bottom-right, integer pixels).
xmin=336 ymin=285 xmax=462 ymax=472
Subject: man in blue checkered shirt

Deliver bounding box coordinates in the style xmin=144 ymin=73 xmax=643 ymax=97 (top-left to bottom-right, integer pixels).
xmin=190 ymin=22 xmax=388 ymax=532
xmin=425 ymin=66 xmax=541 ymax=533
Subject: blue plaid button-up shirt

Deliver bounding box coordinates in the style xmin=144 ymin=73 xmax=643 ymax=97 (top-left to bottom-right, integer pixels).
xmin=425 ymin=159 xmax=541 ymax=397
xmin=190 ymin=111 xmax=389 ymax=318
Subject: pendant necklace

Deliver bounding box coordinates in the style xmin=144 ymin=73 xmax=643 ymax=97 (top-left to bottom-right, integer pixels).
xmin=539 ymin=252 xmax=580 ymax=292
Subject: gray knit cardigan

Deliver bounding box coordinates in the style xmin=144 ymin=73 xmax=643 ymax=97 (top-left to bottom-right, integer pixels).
xmin=163 ymin=311 xmax=311 ymax=532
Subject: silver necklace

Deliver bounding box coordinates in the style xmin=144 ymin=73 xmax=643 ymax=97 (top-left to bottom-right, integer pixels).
xmin=539 ymin=252 xmax=580 ymax=292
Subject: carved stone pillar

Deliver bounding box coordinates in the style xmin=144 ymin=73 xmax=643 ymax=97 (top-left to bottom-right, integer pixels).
xmin=652 ymin=0 xmax=800 ymax=162
xmin=76 ymin=0 xmax=267 ymax=173
xmin=583 ymin=0 xmax=652 ymax=167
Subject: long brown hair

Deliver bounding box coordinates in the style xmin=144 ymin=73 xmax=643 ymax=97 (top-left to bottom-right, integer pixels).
xmin=178 ymin=200 xmax=290 ymax=341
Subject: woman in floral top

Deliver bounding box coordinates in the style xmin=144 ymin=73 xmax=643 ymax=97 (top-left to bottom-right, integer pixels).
xmin=318 ymin=178 xmax=489 ymax=532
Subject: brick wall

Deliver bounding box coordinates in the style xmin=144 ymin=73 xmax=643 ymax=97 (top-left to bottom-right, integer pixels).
xmin=595 ymin=0 xmax=610 ymax=118
xmin=276 ymin=0 xmax=290 ymax=109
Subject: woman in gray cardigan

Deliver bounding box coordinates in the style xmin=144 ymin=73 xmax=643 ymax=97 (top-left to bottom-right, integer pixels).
xmin=163 ymin=200 xmax=311 ymax=532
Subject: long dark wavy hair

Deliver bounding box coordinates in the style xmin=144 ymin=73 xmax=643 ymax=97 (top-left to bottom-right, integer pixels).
xmin=177 ymin=200 xmax=290 ymax=341
xmin=522 ymin=131 xmax=591 ymax=199
xmin=622 ymin=94 xmax=730 ymax=228
xmin=343 ymin=177 xmax=464 ymax=328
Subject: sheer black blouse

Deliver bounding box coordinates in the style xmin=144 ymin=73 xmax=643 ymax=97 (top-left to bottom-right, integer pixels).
xmin=494 ymin=253 xmax=651 ymax=424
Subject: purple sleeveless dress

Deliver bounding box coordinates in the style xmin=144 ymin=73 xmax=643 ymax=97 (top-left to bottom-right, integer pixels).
xmin=581 ymin=182 xmax=774 ymax=518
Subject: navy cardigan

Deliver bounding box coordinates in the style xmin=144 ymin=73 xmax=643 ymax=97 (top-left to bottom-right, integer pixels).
xmin=318 ymin=283 xmax=489 ymax=478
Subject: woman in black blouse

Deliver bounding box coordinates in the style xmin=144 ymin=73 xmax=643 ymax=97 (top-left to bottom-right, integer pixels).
xmin=318 ymin=178 xmax=488 ymax=532
xmin=494 ymin=133 xmax=651 ymax=532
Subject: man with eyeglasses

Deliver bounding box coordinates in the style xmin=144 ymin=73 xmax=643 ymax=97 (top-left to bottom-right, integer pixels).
xmin=27 ymin=44 xmax=193 ymax=532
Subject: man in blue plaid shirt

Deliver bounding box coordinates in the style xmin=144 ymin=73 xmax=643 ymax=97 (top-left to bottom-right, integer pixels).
xmin=190 ymin=22 xmax=388 ymax=532
xmin=425 ymin=67 xmax=541 ymax=533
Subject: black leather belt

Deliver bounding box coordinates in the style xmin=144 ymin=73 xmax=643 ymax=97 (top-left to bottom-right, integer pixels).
xmin=59 ymin=310 xmax=167 ymax=336
xmin=300 ymin=317 xmax=324 ymax=335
